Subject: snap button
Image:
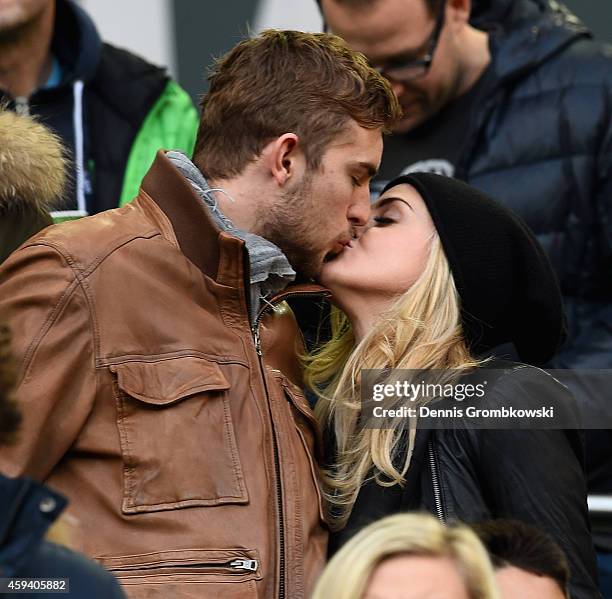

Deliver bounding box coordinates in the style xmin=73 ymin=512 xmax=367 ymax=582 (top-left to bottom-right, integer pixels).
xmin=39 ymin=497 xmax=57 ymax=513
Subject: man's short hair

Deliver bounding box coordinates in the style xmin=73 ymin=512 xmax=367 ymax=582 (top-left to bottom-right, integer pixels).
xmin=0 ymin=325 xmax=21 ymax=446
xmin=193 ymin=29 xmax=400 ymax=181
xmin=474 ymin=519 xmax=570 ymax=598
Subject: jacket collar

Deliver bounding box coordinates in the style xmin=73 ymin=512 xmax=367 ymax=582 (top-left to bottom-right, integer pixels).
xmin=141 ymin=151 xmax=329 ymax=303
xmin=472 ymin=0 xmax=589 ymax=85
xmin=142 ymin=151 xmax=224 ymax=281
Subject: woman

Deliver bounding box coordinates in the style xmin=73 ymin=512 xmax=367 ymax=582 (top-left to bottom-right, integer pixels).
xmin=312 ymin=513 xmax=500 ymax=599
xmin=305 ymin=174 xmax=599 ymax=598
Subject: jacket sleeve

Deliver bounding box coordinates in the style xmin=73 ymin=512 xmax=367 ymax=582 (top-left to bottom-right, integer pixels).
xmin=0 ymin=242 xmax=97 ymax=480
xmin=471 ymin=368 xmax=600 ymax=599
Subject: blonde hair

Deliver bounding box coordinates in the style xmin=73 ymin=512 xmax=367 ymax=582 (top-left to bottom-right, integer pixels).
xmin=304 ymin=235 xmax=485 ymax=528
xmin=0 ymin=107 xmax=67 ymax=213
xmin=312 ymin=513 xmax=501 ymax=599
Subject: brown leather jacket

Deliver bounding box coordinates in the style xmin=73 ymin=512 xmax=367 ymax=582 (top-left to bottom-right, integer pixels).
xmin=0 ymin=152 xmax=329 ymax=598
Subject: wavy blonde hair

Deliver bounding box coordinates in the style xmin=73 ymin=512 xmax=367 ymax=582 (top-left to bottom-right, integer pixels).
xmin=312 ymin=513 xmax=501 ymax=599
xmin=304 ymin=235 xmax=485 ymax=528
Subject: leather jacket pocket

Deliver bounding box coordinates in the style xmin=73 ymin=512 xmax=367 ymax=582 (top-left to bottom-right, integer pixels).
xmin=111 ymin=358 xmax=248 ymax=514
xmin=98 ymin=548 xmax=261 ymax=597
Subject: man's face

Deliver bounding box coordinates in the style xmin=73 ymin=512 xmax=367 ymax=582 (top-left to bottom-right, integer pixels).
xmin=321 ymin=0 xmax=464 ymax=133
xmin=261 ymin=121 xmax=382 ymax=280
xmin=496 ymin=566 xmax=567 ymax=599
xmin=0 ymin=0 xmax=50 ymax=34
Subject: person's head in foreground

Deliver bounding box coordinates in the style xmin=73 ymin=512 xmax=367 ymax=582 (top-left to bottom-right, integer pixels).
xmin=474 ymin=519 xmax=570 ymax=599
xmin=312 ymin=512 xmax=500 ymax=599
xmin=319 ymin=0 xmax=491 ymax=133
xmin=305 ymin=173 xmax=565 ymax=526
xmin=193 ymin=29 xmax=401 ymax=279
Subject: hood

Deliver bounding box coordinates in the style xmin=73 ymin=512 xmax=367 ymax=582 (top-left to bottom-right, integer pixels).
xmin=470 ymin=0 xmax=590 ymax=83
xmin=0 ymin=474 xmax=67 ymax=577
xmin=0 ymin=110 xmax=67 ymax=214
xmin=51 ymin=0 xmax=103 ymax=86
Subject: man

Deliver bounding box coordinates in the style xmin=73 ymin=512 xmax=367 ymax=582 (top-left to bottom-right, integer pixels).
xmin=319 ymin=0 xmax=612 ymax=589
xmin=0 ymin=0 xmax=198 ymax=219
xmin=0 ymin=30 xmax=399 ymax=599
xmin=475 ymin=519 xmax=571 ymax=599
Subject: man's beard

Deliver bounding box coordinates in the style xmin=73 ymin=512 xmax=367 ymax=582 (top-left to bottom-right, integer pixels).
xmin=257 ymin=172 xmax=323 ymax=281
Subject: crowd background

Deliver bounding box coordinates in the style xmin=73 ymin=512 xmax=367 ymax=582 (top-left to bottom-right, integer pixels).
xmin=78 ymin=0 xmax=612 ymax=102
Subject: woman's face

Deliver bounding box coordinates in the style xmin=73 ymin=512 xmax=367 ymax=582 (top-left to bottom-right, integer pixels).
xmin=321 ymin=183 xmax=436 ymax=300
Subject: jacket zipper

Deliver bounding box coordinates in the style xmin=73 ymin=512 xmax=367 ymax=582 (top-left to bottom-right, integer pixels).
xmin=428 ymin=439 xmax=446 ymax=524
xmin=251 ymin=288 xmax=329 ymax=599
xmin=110 ymin=558 xmax=259 ymax=573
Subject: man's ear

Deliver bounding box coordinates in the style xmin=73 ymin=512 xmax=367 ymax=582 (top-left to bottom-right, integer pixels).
xmin=448 ymin=0 xmax=471 ymax=27
xmin=262 ymin=133 xmax=304 ymax=187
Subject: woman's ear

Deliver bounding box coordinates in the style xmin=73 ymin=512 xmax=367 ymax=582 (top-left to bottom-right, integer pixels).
xmin=262 ymin=133 xmax=304 ymax=187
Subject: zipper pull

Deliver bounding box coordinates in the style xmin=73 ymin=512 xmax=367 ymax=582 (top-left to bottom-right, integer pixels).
xmin=252 ymin=326 xmax=262 ymax=356
xmin=230 ymin=559 xmax=258 ymax=572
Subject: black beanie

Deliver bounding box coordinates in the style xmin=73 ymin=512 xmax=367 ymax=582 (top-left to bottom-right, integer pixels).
xmin=382 ymin=173 xmax=567 ymax=365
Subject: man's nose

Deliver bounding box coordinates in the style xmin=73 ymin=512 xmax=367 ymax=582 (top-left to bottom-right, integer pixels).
xmin=347 ymin=192 xmax=372 ymax=228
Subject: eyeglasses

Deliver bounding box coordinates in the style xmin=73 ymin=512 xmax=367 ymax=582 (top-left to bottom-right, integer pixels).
xmin=323 ymin=0 xmax=447 ymax=83
xmin=374 ymin=0 xmax=446 ymax=82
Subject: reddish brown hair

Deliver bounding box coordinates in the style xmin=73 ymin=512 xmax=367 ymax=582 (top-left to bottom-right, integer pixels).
xmin=193 ymin=29 xmax=400 ymax=180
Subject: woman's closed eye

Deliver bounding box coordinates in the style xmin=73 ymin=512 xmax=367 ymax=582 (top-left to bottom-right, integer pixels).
xmin=372 ymin=215 xmax=395 ymax=226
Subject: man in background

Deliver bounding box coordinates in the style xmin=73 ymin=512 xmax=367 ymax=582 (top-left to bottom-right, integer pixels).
xmin=318 ymin=0 xmax=612 ymax=588
xmin=475 ymin=519 xmax=571 ymax=599
xmin=0 ymin=0 xmax=198 ymax=219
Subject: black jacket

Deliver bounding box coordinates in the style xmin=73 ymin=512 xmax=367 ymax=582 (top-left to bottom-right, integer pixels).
xmin=330 ymin=363 xmax=600 ymax=599
xmin=453 ymin=0 xmax=612 ymax=495
xmin=462 ymin=1 xmax=612 ymax=364
xmin=0 ymin=474 xmax=125 ymax=599
xmin=0 ymin=0 xmax=171 ymax=215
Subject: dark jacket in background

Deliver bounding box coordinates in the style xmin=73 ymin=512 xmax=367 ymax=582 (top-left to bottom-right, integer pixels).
xmin=331 ymin=362 xmax=600 ymax=599
xmin=0 ymin=474 xmax=125 ymax=599
xmin=467 ymin=0 xmax=612 ymax=493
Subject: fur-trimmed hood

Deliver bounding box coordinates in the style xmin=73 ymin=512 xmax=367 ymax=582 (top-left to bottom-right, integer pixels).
xmin=0 ymin=110 xmax=67 ymax=213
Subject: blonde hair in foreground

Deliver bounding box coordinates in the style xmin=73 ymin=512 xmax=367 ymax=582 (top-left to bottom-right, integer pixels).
xmin=311 ymin=513 xmax=501 ymax=599
xmin=304 ymin=236 xmax=485 ymax=529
